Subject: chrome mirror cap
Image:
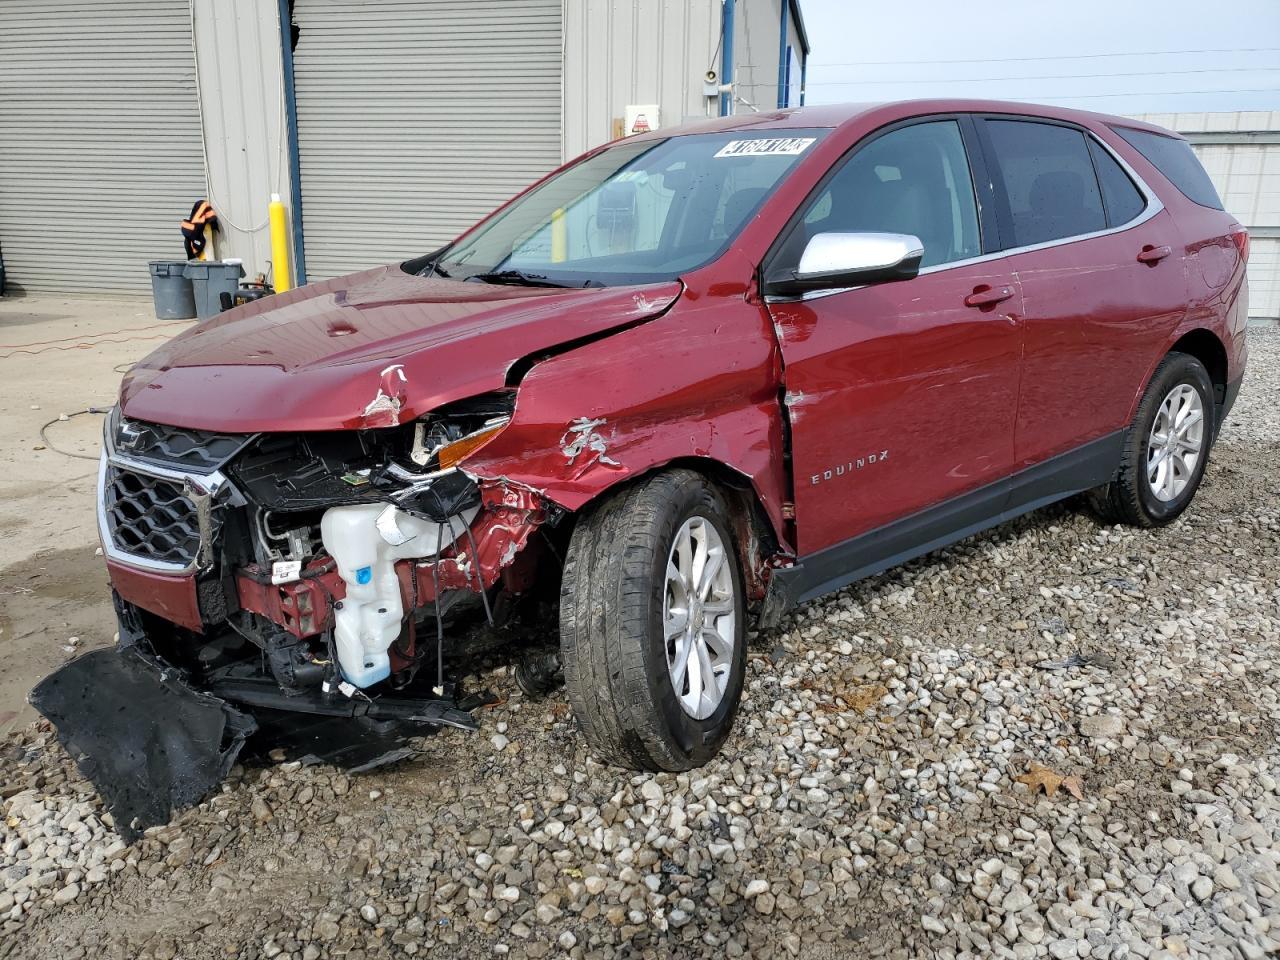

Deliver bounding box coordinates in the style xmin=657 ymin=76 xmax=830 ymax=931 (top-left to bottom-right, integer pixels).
xmin=767 ymin=231 xmax=925 ymax=298
xmin=797 ymin=232 xmax=923 ymax=279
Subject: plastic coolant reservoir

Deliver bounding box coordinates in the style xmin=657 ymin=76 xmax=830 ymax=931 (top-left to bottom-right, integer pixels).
xmin=320 ymin=503 xmax=478 ymax=687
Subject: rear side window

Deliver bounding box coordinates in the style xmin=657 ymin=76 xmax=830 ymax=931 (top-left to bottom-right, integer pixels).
xmin=985 ymin=120 xmax=1105 ymax=247
xmin=1112 ymin=126 xmax=1223 ymax=210
xmin=1088 ymin=138 xmax=1146 ymax=227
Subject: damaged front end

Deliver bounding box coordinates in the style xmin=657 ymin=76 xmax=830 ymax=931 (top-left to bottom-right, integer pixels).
xmin=37 ymin=395 xmax=563 ymax=839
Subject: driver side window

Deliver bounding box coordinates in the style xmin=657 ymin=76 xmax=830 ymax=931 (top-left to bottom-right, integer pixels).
xmin=786 ymin=119 xmax=981 ymax=270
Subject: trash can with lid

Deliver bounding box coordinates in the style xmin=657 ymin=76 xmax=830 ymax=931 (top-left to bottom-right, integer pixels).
xmin=147 ymin=260 xmax=197 ymax=319
xmin=185 ymin=260 xmax=246 ymax=319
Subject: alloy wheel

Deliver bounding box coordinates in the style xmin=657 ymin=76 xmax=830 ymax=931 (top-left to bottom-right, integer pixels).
xmin=663 ymin=515 xmax=737 ymax=720
xmin=1146 ymin=383 xmax=1205 ymax=502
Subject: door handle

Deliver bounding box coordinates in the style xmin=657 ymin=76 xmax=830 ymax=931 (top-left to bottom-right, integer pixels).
xmin=964 ymin=284 xmax=1014 ymax=308
xmin=1136 ymin=244 xmax=1172 ymax=264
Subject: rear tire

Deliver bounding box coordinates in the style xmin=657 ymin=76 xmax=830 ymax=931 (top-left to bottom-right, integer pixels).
xmin=1089 ymin=352 xmax=1214 ymax=528
xmin=560 ymin=469 xmax=746 ymax=771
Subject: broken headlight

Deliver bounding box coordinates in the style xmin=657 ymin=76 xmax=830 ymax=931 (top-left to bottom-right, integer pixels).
xmin=226 ymin=392 xmax=516 ymax=526
xmin=406 ymin=391 xmax=515 ymax=474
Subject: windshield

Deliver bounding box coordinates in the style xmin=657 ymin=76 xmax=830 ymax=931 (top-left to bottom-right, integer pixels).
xmin=426 ymin=129 xmax=829 ymax=287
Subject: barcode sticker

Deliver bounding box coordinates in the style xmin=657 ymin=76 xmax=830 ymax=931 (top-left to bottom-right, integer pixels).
xmin=714 ymin=137 xmax=816 ymax=159
xmin=271 ymin=560 xmax=302 ymax=584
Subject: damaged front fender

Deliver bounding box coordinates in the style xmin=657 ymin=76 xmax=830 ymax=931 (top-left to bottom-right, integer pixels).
xmin=462 ymin=284 xmax=793 ymax=556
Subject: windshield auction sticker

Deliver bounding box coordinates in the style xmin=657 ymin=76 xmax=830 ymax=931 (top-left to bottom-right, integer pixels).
xmin=714 ymin=137 xmax=816 ymax=159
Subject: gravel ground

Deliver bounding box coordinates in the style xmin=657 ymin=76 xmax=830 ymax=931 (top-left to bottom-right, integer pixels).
xmin=2 ymin=330 xmax=1278 ymax=960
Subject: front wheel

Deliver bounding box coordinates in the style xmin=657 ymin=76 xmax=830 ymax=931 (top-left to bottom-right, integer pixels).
xmin=1089 ymin=351 xmax=1215 ymax=527
xmin=559 ymin=469 xmax=747 ymax=771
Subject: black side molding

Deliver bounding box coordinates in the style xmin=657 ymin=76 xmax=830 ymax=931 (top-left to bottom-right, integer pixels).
xmin=759 ymin=431 xmax=1124 ymax=628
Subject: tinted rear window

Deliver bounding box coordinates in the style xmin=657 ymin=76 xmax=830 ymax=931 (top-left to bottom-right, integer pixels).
xmin=1088 ymin=138 xmax=1146 ymax=227
xmin=985 ymin=119 xmax=1105 ymax=247
xmin=1112 ymin=127 xmax=1223 ymax=210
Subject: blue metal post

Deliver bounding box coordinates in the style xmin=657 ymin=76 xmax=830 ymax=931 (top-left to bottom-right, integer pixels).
xmin=278 ymin=0 xmax=307 ymax=285
xmin=777 ymin=0 xmax=789 ymax=107
xmin=720 ymin=0 xmax=735 ymax=117
xmin=800 ymin=55 xmax=807 ymax=106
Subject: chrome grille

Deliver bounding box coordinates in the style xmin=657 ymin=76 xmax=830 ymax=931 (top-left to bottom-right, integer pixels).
xmin=114 ymin=417 xmax=248 ymax=472
xmin=102 ymin=468 xmax=204 ymax=567
xmin=98 ymin=412 xmax=239 ymax=573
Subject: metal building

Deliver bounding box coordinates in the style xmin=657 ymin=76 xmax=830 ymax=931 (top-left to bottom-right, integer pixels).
xmin=0 ymin=0 xmax=807 ymax=295
xmin=0 ymin=2 xmax=207 ymax=295
xmin=1131 ymin=111 xmax=1280 ymax=322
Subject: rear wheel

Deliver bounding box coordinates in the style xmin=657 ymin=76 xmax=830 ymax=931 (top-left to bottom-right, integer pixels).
xmin=1090 ymin=352 xmax=1215 ymax=527
xmin=559 ymin=469 xmax=746 ymax=771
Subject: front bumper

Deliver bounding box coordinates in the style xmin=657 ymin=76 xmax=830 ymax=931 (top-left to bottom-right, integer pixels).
xmin=106 ymin=558 xmax=204 ymax=632
xmin=30 ymin=643 xmax=255 ymax=845
xmin=32 ymin=598 xmax=479 ymax=843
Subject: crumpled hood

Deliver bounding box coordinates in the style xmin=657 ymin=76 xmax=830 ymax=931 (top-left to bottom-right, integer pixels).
xmin=119 ymin=265 xmax=682 ymax=432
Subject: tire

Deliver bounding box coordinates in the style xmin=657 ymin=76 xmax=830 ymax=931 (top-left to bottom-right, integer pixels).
xmin=560 ymin=469 xmax=747 ymax=771
xmin=1089 ymin=351 xmax=1215 ymax=528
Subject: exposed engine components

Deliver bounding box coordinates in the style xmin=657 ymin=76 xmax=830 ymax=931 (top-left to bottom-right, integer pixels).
xmin=321 ymin=503 xmax=478 ymax=687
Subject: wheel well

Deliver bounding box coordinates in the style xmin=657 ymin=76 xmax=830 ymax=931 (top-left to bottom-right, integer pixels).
xmin=663 ymin=457 xmax=783 ymax=603
xmin=566 ymin=457 xmax=783 ymax=602
xmin=1170 ymin=329 xmax=1228 ymax=406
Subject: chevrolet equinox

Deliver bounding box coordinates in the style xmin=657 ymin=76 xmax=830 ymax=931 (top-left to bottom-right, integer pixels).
xmin=47 ymin=101 xmax=1248 ymax=823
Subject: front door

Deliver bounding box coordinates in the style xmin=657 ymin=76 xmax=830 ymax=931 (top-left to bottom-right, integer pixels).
xmin=765 ymin=118 xmax=1023 ymax=556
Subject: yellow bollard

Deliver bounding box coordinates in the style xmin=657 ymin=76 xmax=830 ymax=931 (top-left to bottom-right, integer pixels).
xmin=550 ymin=207 xmax=567 ymax=264
xmin=268 ymin=193 xmax=292 ymax=292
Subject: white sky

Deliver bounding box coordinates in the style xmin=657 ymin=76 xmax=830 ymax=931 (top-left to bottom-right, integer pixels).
xmin=800 ymin=0 xmax=1280 ymax=115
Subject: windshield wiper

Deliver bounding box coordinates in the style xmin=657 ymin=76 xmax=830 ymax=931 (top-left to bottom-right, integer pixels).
xmin=465 ymin=269 xmax=572 ymax=288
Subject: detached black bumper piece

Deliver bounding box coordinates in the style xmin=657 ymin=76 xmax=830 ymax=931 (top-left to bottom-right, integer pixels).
xmin=30 ymin=647 xmax=256 ymax=844
xmin=30 ymin=645 xmax=482 ymax=844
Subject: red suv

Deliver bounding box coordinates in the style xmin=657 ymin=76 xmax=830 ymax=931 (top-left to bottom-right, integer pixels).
xmin=67 ymin=101 xmax=1248 ymax=808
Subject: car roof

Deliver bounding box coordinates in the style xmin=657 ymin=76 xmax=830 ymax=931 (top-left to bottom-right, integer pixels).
xmin=629 ymin=99 xmax=1180 ymax=142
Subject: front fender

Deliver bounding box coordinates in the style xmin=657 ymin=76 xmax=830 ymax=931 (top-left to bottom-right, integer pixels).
xmin=463 ymin=289 xmax=792 ymax=550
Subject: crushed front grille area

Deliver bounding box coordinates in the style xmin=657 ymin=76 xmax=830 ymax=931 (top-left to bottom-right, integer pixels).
xmin=104 ymin=467 xmax=203 ymax=567
xmin=114 ymin=418 xmax=249 ymax=473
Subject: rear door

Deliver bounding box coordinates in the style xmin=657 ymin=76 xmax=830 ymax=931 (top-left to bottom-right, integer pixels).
xmin=976 ymin=117 xmax=1189 ymax=470
xmin=765 ymin=117 xmax=1024 ymax=556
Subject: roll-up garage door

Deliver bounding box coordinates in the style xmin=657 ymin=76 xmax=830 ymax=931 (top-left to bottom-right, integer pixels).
xmin=0 ymin=2 xmax=206 ymax=295
xmin=292 ymin=0 xmax=563 ymax=281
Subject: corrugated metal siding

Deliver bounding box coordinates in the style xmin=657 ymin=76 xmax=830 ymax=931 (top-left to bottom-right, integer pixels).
xmin=1131 ymin=111 xmax=1280 ymax=134
xmin=1249 ymin=239 xmax=1280 ymax=320
xmin=1129 ymin=112 xmax=1280 ymax=319
xmin=562 ymin=0 xmax=720 ymax=159
xmin=1193 ymin=144 xmax=1279 ymax=239
xmin=0 ymin=1 xmax=206 ymax=294
xmin=192 ymin=0 xmax=292 ymax=282
xmin=292 ymin=0 xmax=564 ymax=281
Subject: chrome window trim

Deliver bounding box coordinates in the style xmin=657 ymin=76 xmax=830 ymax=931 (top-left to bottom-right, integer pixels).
xmin=764 ymin=128 xmax=1164 ymax=305
xmin=98 ymin=422 xmax=232 ymax=576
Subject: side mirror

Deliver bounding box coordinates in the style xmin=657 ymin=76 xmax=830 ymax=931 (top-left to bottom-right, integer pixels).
xmin=765 ymin=232 xmax=924 ymax=297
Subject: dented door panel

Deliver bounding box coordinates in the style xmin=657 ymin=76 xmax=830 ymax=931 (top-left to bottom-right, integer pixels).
xmin=768 ymin=269 xmax=1024 ymax=556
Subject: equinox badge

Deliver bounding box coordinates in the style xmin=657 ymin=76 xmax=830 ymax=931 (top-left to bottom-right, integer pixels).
xmin=811 ymin=450 xmax=889 ymax=485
